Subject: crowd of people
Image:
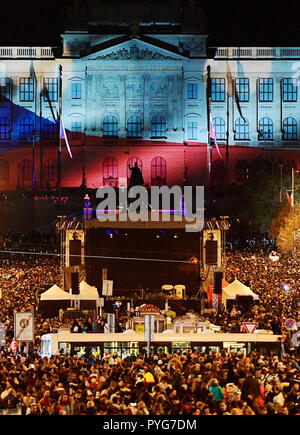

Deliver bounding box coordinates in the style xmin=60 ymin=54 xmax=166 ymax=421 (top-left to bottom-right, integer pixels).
xmin=0 ymin=348 xmax=299 ymax=415
xmin=0 ymin=245 xmax=298 ymax=415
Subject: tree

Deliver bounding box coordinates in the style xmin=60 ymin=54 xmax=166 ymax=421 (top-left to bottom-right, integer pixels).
xmin=276 ymin=203 xmax=300 ymax=255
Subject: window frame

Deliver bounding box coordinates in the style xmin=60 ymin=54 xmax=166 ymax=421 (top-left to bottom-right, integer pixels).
xmin=19 ymin=77 xmax=34 ymax=102
xmin=258 ymin=117 xmax=273 ymax=141
xmin=235 ymin=78 xmax=250 ymax=102
xmin=0 ymin=77 xmax=10 ymax=102
xmin=212 ymin=117 xmax=226 ymax=140
xmin=187 ymin=82 xmax=198 ymax=100
xmin=71 ymin=82 xmax=82 ymax=100
xmin=258 ymin=78 xmax=273 ymax=102
xmin=235 ymin=117 xmax=250 ymax=141
xmin=211 ymin=78 xmax=226 ymax=102
xmin=103 ymin=115 xmax=119 ymax=137
xmin=127 ymin=115 xmax=143 ymax=138
xmin=0 ymin=116 xmax=10 ymax=141
xmin=151 ymin=115 xmax=166 ymax=138
xmin=43 ymin=78 xmax=58 ymax=102
xmin=282 ymin=78 xmax=298 ymax=102
xmin=283 ymin=117 xmax=297 ymax=141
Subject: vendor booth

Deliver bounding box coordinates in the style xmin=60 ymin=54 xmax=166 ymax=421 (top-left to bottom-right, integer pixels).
xmin=173 ymin=312 xmax=207 ymax=333
xmin=222 ymin=279 xmax=259 ymax=311
xmin=70 ymin=281 xmax=99 ymax=310
xmin=130 ymin=304 xmax=167 ymax=333
xmin=39 ymin=285 xmax=72 ymax=317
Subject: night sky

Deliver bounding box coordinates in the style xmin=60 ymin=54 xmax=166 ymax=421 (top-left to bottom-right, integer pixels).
xmin=0 ymin=0 xmax=299 ymax=47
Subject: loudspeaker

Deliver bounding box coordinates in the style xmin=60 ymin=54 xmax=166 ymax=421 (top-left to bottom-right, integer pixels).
xmin=205 ymin=240 xmax=218 ymax=265
xmin=69 ymin=240 xmax=81 ymax=267
xmin=213 ymin=271 xmax=223 ymax=294
xmin=71 ymin=272 xmax=80 ymax=295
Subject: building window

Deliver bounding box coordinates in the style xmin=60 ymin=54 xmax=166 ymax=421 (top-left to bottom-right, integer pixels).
xmin=0 ymin=159 xmax=9 ymax=181
xmin=212 ymin=160 xmax=225 ymax=186
xmin=235 ymin=117 xmax=249 ymax=140
xmin=127 ymin=157 xmax=143 ymax=185
xmin=103 ymin=157 xmax=118 ymax=187
xmin=187 ymin=121 xmax=198 ymax=140
xmin=235 ymin=78 xmax=249 ymax=102
xmin=44 ymin=159 xmax=57 ymax=184
xmin=103 ymin=116 xmax=118 ymax=136
xmin=19 ymin=159 xmax=32 ymax=185
xmin=151 ymin=157 xmax=166 ymax=186
xmin=43 ymin=119 xmax=57 ymax=139
xmin=282 ymin=78 xmax=297 ymax=102
xmin=259 ymin=117 xmax=273 ymax=140
xmin=0 ymin=77 xmax=10 ymax=102
xmin=151 ymin=115 xmax=166 ymax=138
xmin=43 ymin=78 xmax=58 ymax=102
xmin=283 ymin=117 xmax=297 ymax=141
xmin=127 ymin=115 xmax=142 ymax=138
xmin=187 ymin=83 xmax=198 ymax=99
xmin=20 ymin=78 xmax=34 ymax=102
xmin=71 ymin=121 xmax=82 ymax=140
xmin=235 ymin=160 xmax=248 ymax=185
xmin=71 ymin=83 xmax=82 ymax=100
xmin=19 ymin=117 xmax=34 ymax=140
xmin=258 ymin=78 xmax=273 ymax=102
xmin=211 ymin=78 xmax=225 ymax=102
xmin=0 ymin=117 xmax=10 ymax=140
xmin=213 ymin=117 xmax=226 ymax=140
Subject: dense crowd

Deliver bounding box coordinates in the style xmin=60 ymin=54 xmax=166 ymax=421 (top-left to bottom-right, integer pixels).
xmin=0 ymin=246 xmax=299 ymax=415
xmin=0 ymin=349 xmax=299 ymax=415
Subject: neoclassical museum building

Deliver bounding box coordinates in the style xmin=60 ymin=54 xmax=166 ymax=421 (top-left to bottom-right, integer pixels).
xmin=0 ymin=0 xmax=299 ymax=195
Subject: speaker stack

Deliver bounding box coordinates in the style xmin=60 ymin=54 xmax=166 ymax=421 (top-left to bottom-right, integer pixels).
xmin=213 ymin=271 xmax=223 ymax=294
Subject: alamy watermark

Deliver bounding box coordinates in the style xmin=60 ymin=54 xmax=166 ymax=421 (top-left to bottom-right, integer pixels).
xmin=95 ymin=185 xmax=204 ymax=233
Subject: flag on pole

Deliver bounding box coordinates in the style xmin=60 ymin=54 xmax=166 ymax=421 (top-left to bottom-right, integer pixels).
xmin=286 ymin=190 xmax=293 ymax=206
xmin=278 ymin=187 xmax=282 ymax=203
xmin=233 ymin=80 xmax=246 ymax=123
xmin=60 ymin=118 xmax=73 ymax=159
xmin=210 ymin=115 xmax=223 ymax=159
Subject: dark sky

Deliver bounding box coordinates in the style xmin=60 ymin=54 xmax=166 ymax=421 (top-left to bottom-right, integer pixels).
xmin=0 ymin=0 xmax=299 ymax=47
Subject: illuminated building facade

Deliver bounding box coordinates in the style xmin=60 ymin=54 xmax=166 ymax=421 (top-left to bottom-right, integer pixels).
xmin=0 ymin=0 xmax=299 ymax=194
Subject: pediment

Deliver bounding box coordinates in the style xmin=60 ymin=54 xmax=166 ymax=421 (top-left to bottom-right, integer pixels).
xmin=83 ymin=38 xmax=187 ymax=61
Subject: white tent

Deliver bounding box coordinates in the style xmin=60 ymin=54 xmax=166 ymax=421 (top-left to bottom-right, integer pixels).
xmin=69 ymin=281 xmax=99 ymax=300
xmin=40 ymin=285 xmax=72 ymax=301
xmin=222 ymin=279 xmax=259 ymax=306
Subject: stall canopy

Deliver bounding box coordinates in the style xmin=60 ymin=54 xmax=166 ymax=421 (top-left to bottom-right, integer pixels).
xmin=76 ymin=281 xmax=99 ymax=300
xmin=222 ymin=279 xmax=259 ymax=305
xmin=40 ymin=285 xmax=72 ymax=301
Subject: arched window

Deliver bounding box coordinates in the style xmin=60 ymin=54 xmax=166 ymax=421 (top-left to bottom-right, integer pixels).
xmin=212 ymin=159 xmax=225 ymax=186
xmin=19 ymin=117 xmax=34 ymax=140
xmin=103 ymin=157 xmax=118 ymax=187
xmin=0 ymin=159 xmax=9 ymax=181
xmin=44 ymin=159 xmax=57 ymax=185
xmin=127 ymin=157 xmax=143 ymax=186
xmin=235 ymin=117 xmax=249 ymax=140
xmin=283 ymin=117 xmax=297 ymax=141
xmin=103 ymin=116 xmax=118 ymax=136
xmin=127 ymin=115 xmax=142 ymax=138
xmin=235 ymin=160 xmax=248 ymax=185
xmin=43 ymin=119 xmax=57 ymax=139
xmin=259 ymin=117 xmax=273 ymax=140
xmin=213 ymin=117 xmax=226 ymax=140
xmin=0 ymin=117 xmax=10 ymax=140
xmin=151 ymin=115 xmax=166 ymax=138
xmin=151 ymin=157 xmax=166 ymax=186
xmin=19 ymin=159 xmax=32 ymax=186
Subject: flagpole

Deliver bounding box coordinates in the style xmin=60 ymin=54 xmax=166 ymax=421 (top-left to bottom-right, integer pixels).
xmin=58 ymin=65 xmax=62 ymax=210
xmin=206 ymin=66 xmax=212 ymax=216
